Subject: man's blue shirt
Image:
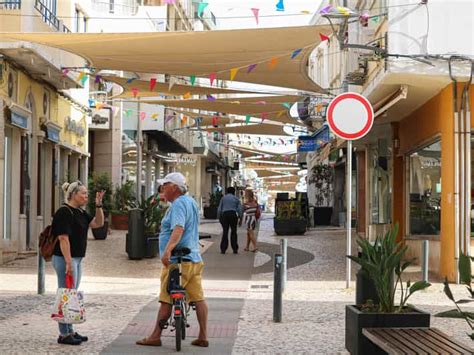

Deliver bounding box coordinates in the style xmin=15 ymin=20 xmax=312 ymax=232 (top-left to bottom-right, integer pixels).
xmin=217 ymin=194 xmax=243 ymax=218
xmin=159 ymin=195 xmax=202 ymax=263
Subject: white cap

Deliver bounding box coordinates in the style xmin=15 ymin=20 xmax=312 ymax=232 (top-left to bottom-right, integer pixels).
xmin=157 ymin=172 xmax=187 ymax=190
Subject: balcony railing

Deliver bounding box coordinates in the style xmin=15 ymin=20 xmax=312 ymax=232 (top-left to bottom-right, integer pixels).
xmin=34 ymin=0 xmax=71 ymax=32
xmin=0 ymin=1 xmax=21 ymax=10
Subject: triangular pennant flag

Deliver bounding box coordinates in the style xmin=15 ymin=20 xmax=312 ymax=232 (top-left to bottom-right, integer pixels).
xmin=150 ymin=78 xmax=157 ymax=91
xmin=198 ymin=2 xmax=208 ymax=17
xmin=251 ymin=8 xmax=259 ymax=25
xmin=132 ymin=88 xmax=139 ymax=98
xmin=168 ymin=77 xmax=178 ymax=91
xmin=256 ymin=101 xmax=266 ymax=105
xmin=229 ymin=117 xmax=235 ymax=124
xmin=206 ymin=95 xmax=216 ymax=101
xmin=209 ymin=73 xmax=217 ymax=86
xmin=301 ymin=10 xmax=311 ymax=14
xmin=261 ymin=112 xmax=269 ymax=122
xmin=277 ymin=110 xmax=286 ymax=118
xmin=183 ymin=92 xmax=191 ymax=99
xmin=190 ymin=75 xmax=196 ymax=86
xmin=140 ymin=111 xmax=146 ymax=120
xmin=126 ymin=78 xmax=136 ymax=84
xmin=337 ymin=6 xmax=350 ymax=16
xmin=245 ymin=115 xmax=251 ymax=124
xmin=165 ymin=114 xmax=174 ymax=124
xmin=124 ymin=109 xmax=133 ymax=117
xmin=94 ymin=75 xmax=102 ymax=84
xmin=247 ymin=64 xmax=257 ymax=74
xmin=230 ymin=68 xmax=239 ymax=81
xmin=320 ymin=5 xmax=332 ymax=14
xmin=181 ymin=116 xmax=187 ymax=124
xmin=319 ymin=33 xmax=330 ymax=42
xmin=276 ymin=0 xmax=285 ymax=11
xmin=372 ymin=16 xmax=380 ymax=23
xmin=88 ymin=98 xmax=95 ymax=107
xmin=282 ymin=102 xmax=291 ymax=109
xmin=163 ymin=0 xmax=175 ymax=4
xmin=268 ymin=57 xmax=279 ymax=70
xmin=151 ymin=113 xmax=158 ymax=120
xmin=291 ymin=48 xmax=303 ymax=59
xmin=80 ymin=74 xmax=88 ymax=85
xmin=212 ymin=116 xmax=218 ymax=127
xmin=62 ymin=68 xmax=69 ymax=77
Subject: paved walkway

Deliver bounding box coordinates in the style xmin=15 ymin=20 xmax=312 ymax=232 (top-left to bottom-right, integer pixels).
xmin=1 ymin=215 xmax=474 ymax=354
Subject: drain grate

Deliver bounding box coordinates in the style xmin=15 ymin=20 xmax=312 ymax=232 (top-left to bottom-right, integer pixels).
xmin=250 ymin=284 xmax=270 ymax=289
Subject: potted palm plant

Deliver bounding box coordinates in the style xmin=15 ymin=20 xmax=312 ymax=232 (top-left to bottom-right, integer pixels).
xmin=308 ymin=163 xmax=333 ymax=225
xmin=140 ymin=193 xmax=168 ymax=258
xmin=111 ymin=181 xmax=137 ymax=230
xmin=87 ymin=172 xmax=112 ymax=240
xmin=345 ymin=224 xmax=431 ymax=354
xmin=203 ymin=191 xmax=223 ymax=219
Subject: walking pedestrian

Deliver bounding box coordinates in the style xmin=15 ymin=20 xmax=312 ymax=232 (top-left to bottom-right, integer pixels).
xmin=217 ymin=186 xmax=243 ymax=254
xmin=52 ymin=181 xmax=105 ymax=345
xmin=243 ymin=189 xmax=259 ymax=252
xmin=136 ymin=172 xmax=209 ymax=348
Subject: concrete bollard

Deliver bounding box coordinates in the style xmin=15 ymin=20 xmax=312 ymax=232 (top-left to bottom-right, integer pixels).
xmin=273 ymin=253 xmax=283 ymax=323
xmin=422 ymin=240 xmax=429 ymax=283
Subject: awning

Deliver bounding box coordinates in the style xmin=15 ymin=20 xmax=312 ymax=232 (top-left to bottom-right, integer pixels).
xmin=145 ymin=130 xmax=190 ymax=154
xmin=106 ymin=76 xmax=260 ymax=99
xmin=202 ymin=123 xmax=291 ymax=136
xmin=141 ymin=95 xmax=303 ymax=126
xmin=1 ymin=25 xmax=332 ymax=92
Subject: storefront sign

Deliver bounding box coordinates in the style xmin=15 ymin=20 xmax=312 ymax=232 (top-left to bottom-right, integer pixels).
xmin=65 ymin=116 xmax=86 ymax=137
xmin=297 ymin=135 xmax=317 ymax=152
xmin=178 ymin=156 xmax=197 ymax=166
xmin=46 ymin=126 xmax=60 ymax=143
xmin=90 ymin=108 xmax=110 ymax=130
xmin=312 ymin=125 xmax=330 ymax=150
xmin=11 ymin=111 xmax=28 ymax=129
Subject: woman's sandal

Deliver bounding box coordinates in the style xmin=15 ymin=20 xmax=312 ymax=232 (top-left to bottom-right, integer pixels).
xmin=136 ymin=337 xmax=162 ymax=346
xmin=244 ymin=248 xmax=249 ymax=251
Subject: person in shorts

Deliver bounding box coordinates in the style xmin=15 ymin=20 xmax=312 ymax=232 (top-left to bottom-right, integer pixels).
xmin=136 ymin=172 xmax=208 ymax=348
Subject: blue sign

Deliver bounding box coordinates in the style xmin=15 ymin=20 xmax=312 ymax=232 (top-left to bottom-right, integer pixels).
xmin=297 ymin=135 xmax=317 ymax=152
xmin=11 ymin=111 xmax=28 ymax=129
xmin=46 ymin=127 xmax=61 ymax=143
xmin=312 ymin=125 xmax=330 ymax=151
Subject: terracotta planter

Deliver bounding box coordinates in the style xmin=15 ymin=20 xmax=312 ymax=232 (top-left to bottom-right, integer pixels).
xmin=112 ymin=214 xmax=129 ymax=230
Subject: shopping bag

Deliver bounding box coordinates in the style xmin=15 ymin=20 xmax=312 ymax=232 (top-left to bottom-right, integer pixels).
xmin=51 ymin=273 xmax=86 ymax=324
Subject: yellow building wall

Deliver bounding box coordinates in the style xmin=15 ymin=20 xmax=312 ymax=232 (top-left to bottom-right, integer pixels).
xmin=395 ymin=84 xmax=474 ymax=281
xmin=58 ymin=97 xmax=88 ymax=155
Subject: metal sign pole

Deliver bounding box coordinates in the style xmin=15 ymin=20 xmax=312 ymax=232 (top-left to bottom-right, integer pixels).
xmin=346 ymin=140 xmax=352 ymax=289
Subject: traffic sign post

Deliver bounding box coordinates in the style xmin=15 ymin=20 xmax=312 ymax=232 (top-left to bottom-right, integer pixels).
xmin=326 ymin=92 xmax=374 ymax=289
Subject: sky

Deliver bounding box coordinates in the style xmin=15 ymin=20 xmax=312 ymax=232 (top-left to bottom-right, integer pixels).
xmin=206 ymin=0 xmax=323 ymax=29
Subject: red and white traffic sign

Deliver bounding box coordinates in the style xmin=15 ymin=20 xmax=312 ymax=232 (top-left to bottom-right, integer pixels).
xmin=326 ymin=92 xmax=374 ymax=140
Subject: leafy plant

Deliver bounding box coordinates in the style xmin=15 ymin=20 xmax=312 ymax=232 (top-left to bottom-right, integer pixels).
xmin=347 ymin=223 xmax=431 ymax=313
xmin=87 ymin=172 xmax=113 ymax=217
xmin=435 ymin=253 xmax=474 ymax=340
xmin=208 ymin=191 xmax=223 ymax=207
xmin=275 ymin=200 xmax=305 ymax=220
xmin=308 ymin=164 xmax=333 ymax=207
xmin=140 ymin=193 xmax=168 ymax=235
xmin=112 ymin=181 xmax=138 ymax=215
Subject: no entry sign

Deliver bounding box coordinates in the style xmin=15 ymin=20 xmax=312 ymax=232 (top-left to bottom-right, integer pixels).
xmin=327 ymin=92 xmax=374 ymax=140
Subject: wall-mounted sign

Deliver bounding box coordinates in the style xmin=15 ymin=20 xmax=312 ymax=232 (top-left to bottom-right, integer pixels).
xmin=312 ymin=125 xmax=330 ymax=150
xmin=89 ymin=108 xmax=110 ymax=130
xmin=46 ymin=126 xmax=60 ymax=143
xmin=11 ymin=111 xmax=28 ymax=129
xmin=64 ymin=116 xmax=86 ymax=137
xmin=178 ymin=155 xmax=197 ymax=166
xmin=297 ymin=135 xmax=317 ymax=152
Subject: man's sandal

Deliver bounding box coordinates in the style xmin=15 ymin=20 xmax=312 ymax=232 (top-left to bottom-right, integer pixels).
xmin=136 ymin=337 xmax=162 ymax=346
xmin=191 ymin=339 xmax=209 ymax=347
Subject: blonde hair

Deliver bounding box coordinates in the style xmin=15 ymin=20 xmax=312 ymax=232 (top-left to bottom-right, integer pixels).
xmin=244 ymin=189 xmax=255 ymax=202
xmin=62 ymin=181 xmax=84 ymax=203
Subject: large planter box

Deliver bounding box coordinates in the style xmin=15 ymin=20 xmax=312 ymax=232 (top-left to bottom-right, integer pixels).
xmin=92 ymin=221 xmax=109 ymax=240
xmin=345 ymin=305 xmax=430 ymax=355
xmin=111 ymin=214 xmax=129 ymax=230
xmin=144 ymin=234 xmax=158 ymax=258
xmin=274 ymin=218 xmax=306 ymax=235
xmin=203 ymin=206 xmax=218 ymax=219
xmin=314 ymin=207 xmax=333 ymax=225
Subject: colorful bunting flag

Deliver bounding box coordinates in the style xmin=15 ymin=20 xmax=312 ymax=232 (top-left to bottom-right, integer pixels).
xmin=163 ymin=0 xmax=175 ymax=4
xmin=337 ymin=6 xmax=351 ymax=16
xmin=251 ymin=8 xmax=259 ymax=25
xmin=372 ymin=16 xmax=380 ymax=23
xmin=301 ymin=10 xmax=311 ymax=14
xmin=151 ymin=113 xmax=158 ymax=120
xmin=198 ymin=2 xmax=208 ymax=17
xmin=206 ymin=95 xmax=216 ymax=101
xmin=95 ymin=102 xmax=105 ymax=110
xmin=256 ymin=101 xmax=266 ymax=105
xmin=140 ymin=111 xmax=146 ymax=120
xmin=165 ymin=114 xmax=174 ymax=123
xmin=168 ymin=77 xmax=178 ymax=91
xmin=291 ymin=48 xmax=303 ymax=59
xmin=247 ymin=64 xmax=258 ymax=74
xmin=62 ymin=68 xmax=69 ymax=77
xmin=181 ymin=116 xmax=187 ymax=124
xmin=150 ymin=78 xmax=157 ymax=91
xmin=282 ymin=102 xmax=291 ymax=109
xmin=268 ymin=57 xmax=279 ymax=70
xmin=276 ymin=0 xmax=285 ymax=11
xmin=230 ymin=68 xmax=239 ymax=81
xmin=131 ymin=88 xmax=139 ymax=98
xmin=88 ymin=98 xmax=95 ymax=108
xmin=124 ymin=109 xmax=133 ymax=117
xmin=190 ymin=75 xmax=196 ymax=86
xmin=183 ymin=92 xmax=191 ymax=99
xmin=319 ymin=33 xmax=330 ymax=42
xmin=94 ymin=75 xmax=102 ymax=84
xmin=126 ymin=78 xmax=136 ymax=84
xmin=277 ymin=110 xmax=286 ymax=118
xmin=261 ymin=112 xmax=269 ymax=122
xmin=320 ymin=5 xmax=332 ymax=14
xmin=209 ymin=73 xmax=217 ymax=86
xmin=212 ymin=116 xmax=218 ymax=127
xmin=245 ymin=115 xmax=251 ymax=124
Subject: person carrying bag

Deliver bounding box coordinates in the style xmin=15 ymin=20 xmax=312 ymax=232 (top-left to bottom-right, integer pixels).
xmin=52 ymin=273 xmax=86 ymax=324
xmin=51 ymin=181 xmax=105 ymax=346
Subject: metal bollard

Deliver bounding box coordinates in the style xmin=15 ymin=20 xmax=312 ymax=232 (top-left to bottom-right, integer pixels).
xmin=422 ymin=240 xmax=429 ymax=282
xmin=273 ymin=253 xmax=283 ymax=322
xmin=280 ymin=239 xmax=287 ymax=292
xmin=37 ymin=253 xmax=45 ymax=295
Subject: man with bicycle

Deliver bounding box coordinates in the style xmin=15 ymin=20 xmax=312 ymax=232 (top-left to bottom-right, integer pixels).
xmin=136 ymin=172 xmax=209 ymax=348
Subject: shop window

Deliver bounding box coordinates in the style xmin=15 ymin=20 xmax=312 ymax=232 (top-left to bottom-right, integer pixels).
xmin=409 ymin=140 xmax=441 ymax=236
xmin=370 ymin=142 xmax=391 ymax=225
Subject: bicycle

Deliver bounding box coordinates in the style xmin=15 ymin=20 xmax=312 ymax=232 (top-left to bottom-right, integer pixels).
xmin=164 ymin=247 xmax=195 ymax=352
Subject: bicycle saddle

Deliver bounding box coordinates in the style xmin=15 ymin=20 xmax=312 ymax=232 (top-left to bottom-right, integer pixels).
xmin=171 ymin=247 xmax=191 ymax=257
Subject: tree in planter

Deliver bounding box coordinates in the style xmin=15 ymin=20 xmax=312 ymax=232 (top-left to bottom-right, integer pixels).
xmin=111 ymin=181 xmax=138 ymax=230
xmin=140 ymin=193 xmax=168 ymax=258
xmin=308 ymin=163 xmax=334 ymax=225
xmin=87 ymin=172 xmax=113 ymax=238
xmin=208 ymin=191 xmax=223 ymax=207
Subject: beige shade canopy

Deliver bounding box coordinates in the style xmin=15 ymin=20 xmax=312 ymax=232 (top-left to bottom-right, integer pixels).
xmin=105 ymin=76 xmax=259 ymax=99
xmin=141 ymin=95 xmax=303 ymax=126
xmin=266 ymin=183 xmax=297 ymax=191
xmin=256 ymin=170 xmax=289 ymax=178
xmin=263 ymin=175 xmax=300 ymax=183
xmin=169 ymin=109 xmax=239 ymax=127
xmin=0 ymin=25 xmax=331 ymax=92
xmin=202 ymin=124 xmax=291 ymax=136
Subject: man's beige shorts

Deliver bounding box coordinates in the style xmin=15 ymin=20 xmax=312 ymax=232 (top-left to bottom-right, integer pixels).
xmin=159 ymin=262 xmax=205 ymax=304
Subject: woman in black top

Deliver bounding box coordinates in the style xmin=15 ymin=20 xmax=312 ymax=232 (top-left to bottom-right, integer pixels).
xmin=51 ymin=181 xmax=105 ymax=346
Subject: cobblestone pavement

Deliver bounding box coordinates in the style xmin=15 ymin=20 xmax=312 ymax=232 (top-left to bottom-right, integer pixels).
xmin=232 ymin=217 xmax=474 ymax=354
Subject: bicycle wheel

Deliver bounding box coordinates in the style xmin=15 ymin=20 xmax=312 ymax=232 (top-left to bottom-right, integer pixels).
xmin=182 ymin=316 xmax=186 ymax=340
xmin=175 ymin=314 xmax=182 ymax=351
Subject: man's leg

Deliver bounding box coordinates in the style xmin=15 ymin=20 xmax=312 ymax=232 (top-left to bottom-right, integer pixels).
xmin=148 ymin=302 xmax=172 ymax=340
xmin=230 ymin=213 xmax=239 ymax=253
xmin=220 ymin=212 xmax=230 ymax=253
xmin=195 ymin=300 xmax=208 ymax=341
